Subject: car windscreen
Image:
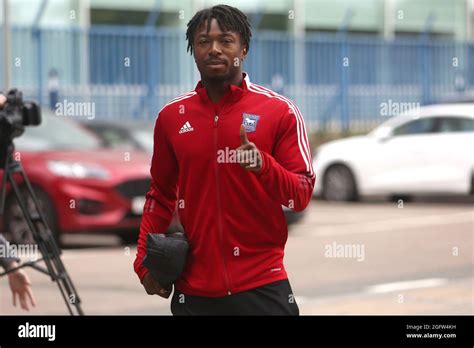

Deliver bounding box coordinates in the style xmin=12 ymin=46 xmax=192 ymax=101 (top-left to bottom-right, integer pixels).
xmin=14 ymin=114 xmax=101 ymax=151
xmin=131 ymin=129 xmax=154 ymax=153
xmin=90 ymin=127 xmax=132 ymax=148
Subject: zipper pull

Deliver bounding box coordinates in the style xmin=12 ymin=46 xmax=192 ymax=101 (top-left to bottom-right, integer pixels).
xmin=214 ymin=115 xmax=219 ymax=127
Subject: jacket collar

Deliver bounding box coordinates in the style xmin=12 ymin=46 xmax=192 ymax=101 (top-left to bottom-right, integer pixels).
xmin=195 ymin=72 xmax=250 ymax=104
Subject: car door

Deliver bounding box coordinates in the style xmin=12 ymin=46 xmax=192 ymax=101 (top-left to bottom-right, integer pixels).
xmin=365 ymin=117 xmax=439 ymax=194
xmin=432 ymin=116 xmax=474 ymax=193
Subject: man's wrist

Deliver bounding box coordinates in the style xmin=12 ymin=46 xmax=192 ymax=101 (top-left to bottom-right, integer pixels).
xmin=140 ymin=269 xmax=150 ymax=284
xmin=254 ymin=150 xmax=269 ymax=175
xmin=5 ymin=260 xmax=19 ymax=272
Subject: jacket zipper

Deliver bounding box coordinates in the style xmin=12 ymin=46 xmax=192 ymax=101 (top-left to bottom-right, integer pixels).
xmin=214 ymin=114 xmax=232 ymax=296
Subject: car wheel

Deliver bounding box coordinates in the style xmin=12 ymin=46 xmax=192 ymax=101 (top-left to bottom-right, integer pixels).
xmin=323 ymin=164 xmax=358 ymax=201
xmin=4 ymin=186 xmax=60 ymax=246
xmin=117 ymin=229 xmax=138 ymax=245
xmin=389 ymin=194 xmax=412 ymax=203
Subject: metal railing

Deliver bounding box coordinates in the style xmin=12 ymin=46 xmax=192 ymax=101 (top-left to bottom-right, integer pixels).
xmin=1 ymin=25 xmax=473 ymax=131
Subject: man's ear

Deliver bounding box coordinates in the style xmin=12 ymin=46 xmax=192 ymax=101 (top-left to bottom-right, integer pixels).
xmin=242 ymin=45 xmax=248 ymax=60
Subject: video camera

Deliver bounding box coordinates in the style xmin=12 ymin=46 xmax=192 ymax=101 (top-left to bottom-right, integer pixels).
xmin=0 ymin=88 xmax=41 ymax=142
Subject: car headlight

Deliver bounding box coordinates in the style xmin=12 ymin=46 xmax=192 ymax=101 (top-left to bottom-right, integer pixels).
xmin=47 ymin=161 xmax=110 ymax=180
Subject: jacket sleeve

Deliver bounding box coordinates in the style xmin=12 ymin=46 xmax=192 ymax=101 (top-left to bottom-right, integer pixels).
xmin=253 ymin=104 xmax=315 ymax=212
xmin=133 ymin=113 xmax=179 ymax=283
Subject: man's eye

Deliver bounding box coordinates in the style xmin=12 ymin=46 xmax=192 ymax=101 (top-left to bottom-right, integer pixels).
xmin=199 ymin=39 xmax=208 ymax=44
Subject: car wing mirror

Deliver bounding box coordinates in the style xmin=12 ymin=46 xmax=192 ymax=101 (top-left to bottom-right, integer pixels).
xmin=374 ymin=127 xmax=392 ymax=142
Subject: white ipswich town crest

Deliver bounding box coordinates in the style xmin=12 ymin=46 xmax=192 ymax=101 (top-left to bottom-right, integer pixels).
xmin=242 ymin=113 xmax=260 ymax=132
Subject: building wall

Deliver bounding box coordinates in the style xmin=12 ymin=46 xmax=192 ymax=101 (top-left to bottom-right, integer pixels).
xmin=3 ymin=0 xmax=469 ymax=39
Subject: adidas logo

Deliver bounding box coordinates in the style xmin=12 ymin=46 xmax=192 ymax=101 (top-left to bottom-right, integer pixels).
xmin=179 ymin=121 xmax=194 ymax=134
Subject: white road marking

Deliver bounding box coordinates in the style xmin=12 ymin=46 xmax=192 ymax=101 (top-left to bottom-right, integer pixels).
xmin=60 ymin=248 xmax=127 ymax=260
xmin=294 ymin=211 xmax=473 ymax=237
xmin=295 ymin=296 xmax=309 ymax=304
xmin=366 ymin=278 xmax=448 ymax=294
xmin=295 ymin=278 xmax=451 ymax=305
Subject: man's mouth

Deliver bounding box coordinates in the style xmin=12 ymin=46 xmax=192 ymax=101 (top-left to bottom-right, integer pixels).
xmin=206 ymin=60 xmax=226 ymax=66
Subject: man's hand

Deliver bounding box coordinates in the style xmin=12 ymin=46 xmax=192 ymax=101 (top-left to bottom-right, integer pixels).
xmin=7 ymin=262 xmax=36 ymax=311
xmin=142 ymin=273 xmax=171 ymax=299
xmin=236 ymin=125 xmax=263 ymax=172
xmin=0 ymin=94 xmax=6 ymax=109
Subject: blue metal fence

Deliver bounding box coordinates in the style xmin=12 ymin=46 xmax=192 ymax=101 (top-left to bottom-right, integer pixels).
xmin=1 ymin=24 xmax=473 ymax=131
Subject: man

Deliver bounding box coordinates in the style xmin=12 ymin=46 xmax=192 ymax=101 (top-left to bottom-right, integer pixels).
xmin=0 ymin=94 xmax=37 ymax=311
xmin=134 ymin=4 xmax=314 ymax=315
xmin=0 ymin=234 xmax=36 ymax=311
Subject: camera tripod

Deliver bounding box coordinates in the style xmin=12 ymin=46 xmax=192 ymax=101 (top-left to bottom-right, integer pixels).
xmin=0 ymin=141 xmax=84 ymax=315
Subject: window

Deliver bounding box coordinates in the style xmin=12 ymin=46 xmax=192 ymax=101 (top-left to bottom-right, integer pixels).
xmin=15 ymin=114 xmax=101 ymax=151
xmin=393 ymin=118 xmax=437 ymax=136
xmin=437 ymin=117 xmax=474 ymax=133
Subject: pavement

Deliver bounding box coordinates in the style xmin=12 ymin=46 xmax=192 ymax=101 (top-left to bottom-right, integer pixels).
xmin=0 ymin=197 xmax=472 ymax=315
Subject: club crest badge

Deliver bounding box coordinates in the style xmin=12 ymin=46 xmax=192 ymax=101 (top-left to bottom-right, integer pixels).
xmin=242 ymin=113 xmax=260 ymax=133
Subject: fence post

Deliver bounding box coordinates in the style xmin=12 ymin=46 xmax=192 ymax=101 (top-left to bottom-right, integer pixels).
xmin=33 ymin=27 xmax=43 ymax=105
xmin=340 ymin=32 xmax=349 ymax=133
xmin=293 ymin=0 xmax=305 ymax=122
xmin=32 ymin=0 xmax=48 ymax=105
xmin=339 ymin=9 xmax=353 ymax=134
xmin=2 ymin=0 xmax=11 ymax=91
xmin=147 ymin=29 xmax=157 ymax=119
xmin=420 ymin=14 xmax=435 ymax=105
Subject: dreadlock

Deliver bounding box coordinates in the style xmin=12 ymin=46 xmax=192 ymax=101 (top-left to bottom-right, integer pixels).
xmin=186 ymin=4 xmax=252 ymax=55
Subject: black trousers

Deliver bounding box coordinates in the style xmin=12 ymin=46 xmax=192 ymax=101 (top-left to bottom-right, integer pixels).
xmin=171 ymin=279 xmax=299 ymax=316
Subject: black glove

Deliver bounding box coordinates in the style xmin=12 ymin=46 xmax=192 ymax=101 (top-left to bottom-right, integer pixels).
xmin=142 ymin=224 xmax=189 ymax=288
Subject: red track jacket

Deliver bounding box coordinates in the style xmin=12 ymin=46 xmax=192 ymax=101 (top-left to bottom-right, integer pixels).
xmin=134 ymin=73 xmax=315 ymax=297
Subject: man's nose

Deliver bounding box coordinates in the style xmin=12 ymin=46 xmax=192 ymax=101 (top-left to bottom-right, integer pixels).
xmin=209 ymin=41 xmax=222 ymax=55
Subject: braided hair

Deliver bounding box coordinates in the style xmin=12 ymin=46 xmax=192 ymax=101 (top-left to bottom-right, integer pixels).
xmin=186 ymin=4 xmax=252 ymax=55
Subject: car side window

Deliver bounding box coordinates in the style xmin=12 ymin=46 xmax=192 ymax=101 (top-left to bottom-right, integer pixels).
xmin=101 ymin=129 xmax=128 ymax=146
xmin=437 ymin=117 xmax=474 ymax=133
xmin=393 ymin=118 xmax=437 ymax=136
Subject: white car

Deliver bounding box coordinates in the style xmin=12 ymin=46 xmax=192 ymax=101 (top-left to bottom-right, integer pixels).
xmin=313 ymin=103 xmax=474 ymax=201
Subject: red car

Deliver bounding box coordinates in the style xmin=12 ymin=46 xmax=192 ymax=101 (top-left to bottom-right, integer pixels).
xmin=0 ymin=113 xmax=155 ymax=245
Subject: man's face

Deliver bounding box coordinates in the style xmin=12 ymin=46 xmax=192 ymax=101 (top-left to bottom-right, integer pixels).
xmin=193 ymin=18 xmax=247 ymax=82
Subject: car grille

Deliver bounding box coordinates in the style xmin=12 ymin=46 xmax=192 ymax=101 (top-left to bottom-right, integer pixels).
xmin=115 ymin=179 xmax=151 ymax=200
